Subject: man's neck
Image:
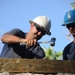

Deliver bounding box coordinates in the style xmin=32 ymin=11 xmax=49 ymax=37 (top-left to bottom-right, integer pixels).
xmin=73 ymin=38 xmax=75 ymax=42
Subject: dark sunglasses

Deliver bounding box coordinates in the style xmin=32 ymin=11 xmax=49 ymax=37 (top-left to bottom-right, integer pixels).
xmin=66 ymin=23 xmax=75 ymax=29
xmin=34 ymin=24 xmax=46 ymax=35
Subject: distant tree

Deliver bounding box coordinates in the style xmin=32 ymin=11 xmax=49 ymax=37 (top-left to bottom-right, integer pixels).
xmin=44 ymin=47 xmax=62 ymax=60
xmin=71 ymin=2 xmax=75 ymax=9
xmin=67 ymin=33 xmax=73 ymax=41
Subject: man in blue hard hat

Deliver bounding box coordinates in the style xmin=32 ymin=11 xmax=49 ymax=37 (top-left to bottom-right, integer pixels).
xmin=62 ymin=9 xmax=75 ymax=60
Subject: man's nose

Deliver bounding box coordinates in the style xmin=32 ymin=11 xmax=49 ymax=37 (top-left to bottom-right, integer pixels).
xmin=69 ymin=27 xmax=74 ymax=30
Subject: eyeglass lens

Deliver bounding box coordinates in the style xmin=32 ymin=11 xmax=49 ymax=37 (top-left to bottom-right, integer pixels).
xmin=34 ymin=24 xmax=46 ymax=35
xmin=66 ymin=23 xmax=75 ymax=29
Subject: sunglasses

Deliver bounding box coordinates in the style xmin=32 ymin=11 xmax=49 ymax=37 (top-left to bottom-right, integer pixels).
xmin=66 ymin=23 xmax=75 ymax=29
xmin=34 ymin=24 xmax=46 ymax=35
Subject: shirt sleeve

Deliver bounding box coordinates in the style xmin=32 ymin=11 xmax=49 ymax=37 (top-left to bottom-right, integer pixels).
xmin=5 ymin=28 xmax=25 ymax=38
xmin=63 ymin=42 xmax=72 ymax=60
xmin=63 ymin=47 xmax=68 ymax=60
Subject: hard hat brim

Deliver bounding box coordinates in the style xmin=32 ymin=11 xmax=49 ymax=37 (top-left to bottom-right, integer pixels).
xmin=62 ymin=21 xmax=75 ymax=26
xmin=29 ymin=20 xmax=51 ymax=36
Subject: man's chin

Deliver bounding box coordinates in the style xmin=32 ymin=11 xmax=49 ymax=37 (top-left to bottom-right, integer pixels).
xmin=37 ymin=37 xmax=41 ymax=40
xmin=72 ymin=34 xmax=75 ymax=37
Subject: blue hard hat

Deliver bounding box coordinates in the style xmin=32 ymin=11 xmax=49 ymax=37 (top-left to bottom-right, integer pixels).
xmin=62 ymin=10 xmax=75 ymax=26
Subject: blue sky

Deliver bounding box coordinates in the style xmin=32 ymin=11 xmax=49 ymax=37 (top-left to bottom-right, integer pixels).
xmin=0 ymin=0 xmax=75 ymax=53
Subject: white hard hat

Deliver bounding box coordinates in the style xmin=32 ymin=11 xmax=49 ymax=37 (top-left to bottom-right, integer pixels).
xmin=29 ymin=16 xmax=51 ymax=35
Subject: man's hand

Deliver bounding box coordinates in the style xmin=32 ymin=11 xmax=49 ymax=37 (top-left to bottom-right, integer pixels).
xmin=26 ymin=39 xmax=37 ymax=46
xmin=22 ymin=38 xmax=37 ymax=47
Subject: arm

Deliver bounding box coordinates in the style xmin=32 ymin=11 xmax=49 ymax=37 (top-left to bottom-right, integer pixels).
xmin=1 ymin=33 xmax=26 ymax=44
xmin=63 ymin=48 xmax=68 ymax=60
xmin=1 ymin=28 xmax=36 ymax=46
xmin=1 ymin=28 xmax=27 ymax=44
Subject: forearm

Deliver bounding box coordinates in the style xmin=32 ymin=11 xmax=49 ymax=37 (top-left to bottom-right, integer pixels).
xmin=1 ymin=33 xmax=26 ymax=44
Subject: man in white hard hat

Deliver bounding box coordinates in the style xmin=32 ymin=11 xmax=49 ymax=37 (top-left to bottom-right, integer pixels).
xmin=0 ymin=16 xmax=51 ymax=59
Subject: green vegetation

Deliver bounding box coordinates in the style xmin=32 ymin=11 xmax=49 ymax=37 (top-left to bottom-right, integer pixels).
xmin=44 ymin=47 xmax=62 ymax=60
xmin=71 ymin=2 xmax=75 ymax=9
